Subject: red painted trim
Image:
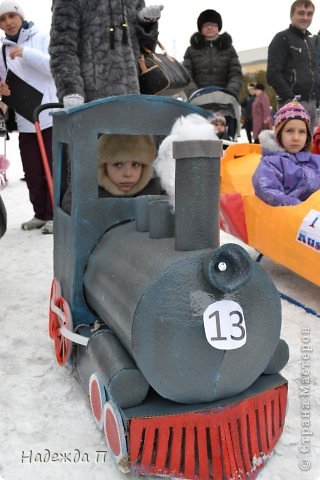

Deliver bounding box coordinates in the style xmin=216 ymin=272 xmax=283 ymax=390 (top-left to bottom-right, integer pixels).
xmin=128 ymin=383 xmax=288 ymax=480
xmin=35 ymin=121 xmax=54 ymax=208
xmin=91 ymin=379 xmax=102 ymax=422
xmin=220 ymin=193 xmax=248 ymax=243
xmin=106 ymin=408 xmax=121 ymax=457
xmin=48 ymin=278 xmax=61 ymax=339
xmin=52 ymin=297 xmax=73 ymax=366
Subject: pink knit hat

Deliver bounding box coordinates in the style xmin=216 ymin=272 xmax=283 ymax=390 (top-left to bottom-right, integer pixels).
xmin=274 ymin=102 xmax=311 ymax=148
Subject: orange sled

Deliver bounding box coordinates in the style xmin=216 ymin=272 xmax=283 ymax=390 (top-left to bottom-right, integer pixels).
xmin=220 ymin=143 xmax=320 ymax=287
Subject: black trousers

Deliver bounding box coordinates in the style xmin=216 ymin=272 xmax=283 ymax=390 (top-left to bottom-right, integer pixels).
xmin=19 ymin=127 xmax=53 ymax=221
xmin=243 ymin=118 xmax=253 ymax=143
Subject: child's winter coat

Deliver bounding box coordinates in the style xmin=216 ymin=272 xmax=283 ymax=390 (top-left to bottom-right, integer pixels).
xmin=252 ymin=130 xmax=320 ymax=206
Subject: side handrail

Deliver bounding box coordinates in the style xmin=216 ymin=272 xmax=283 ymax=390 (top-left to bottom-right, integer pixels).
xmin=33 ymin=103 xmax=63 ymax=207
xmin=33 ymin=102 xmax=63 ymax=123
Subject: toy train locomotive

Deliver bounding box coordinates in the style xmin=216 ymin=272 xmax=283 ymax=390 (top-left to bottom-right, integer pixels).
xmin=48 ymin=95 xmax=289 ymax=480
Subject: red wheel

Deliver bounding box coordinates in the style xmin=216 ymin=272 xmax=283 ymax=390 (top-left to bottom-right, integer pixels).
xmin=89 ymin=373 xmax=107 ymax=430
xmin=48 ymin=278 xmax=61 ymax=339
xmin=104 ymin=401 xmax=128 ymax=471
xmin=52 ymin=296 xmax=73 ymax=366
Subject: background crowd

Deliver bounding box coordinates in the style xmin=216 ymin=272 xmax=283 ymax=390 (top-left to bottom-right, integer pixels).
xmin=0 ymin=0 xmax=319 ymax=227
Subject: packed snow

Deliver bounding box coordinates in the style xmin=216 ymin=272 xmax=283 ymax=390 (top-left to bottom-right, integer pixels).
xmin=0 ymin=131 xmax=319 ymax=480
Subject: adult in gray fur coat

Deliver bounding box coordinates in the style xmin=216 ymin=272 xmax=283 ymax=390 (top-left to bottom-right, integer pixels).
xmin=183 ymin=9 xmax=243 ymax=100
xmin=49 ymin=0 xmax=163 ymax=106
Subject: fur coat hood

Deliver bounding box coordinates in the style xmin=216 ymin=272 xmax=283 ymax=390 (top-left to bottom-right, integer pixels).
xmin=258 ymin=129 xmax=318 ymax=165
xmin=189 ymin=31 xmax=233 ymax=50
xmin=258 ymin=130 xmax=285 ymax=153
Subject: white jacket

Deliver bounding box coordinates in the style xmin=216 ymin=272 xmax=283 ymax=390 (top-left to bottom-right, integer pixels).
xmin=0 ymin=24 xmax=58 ymax=133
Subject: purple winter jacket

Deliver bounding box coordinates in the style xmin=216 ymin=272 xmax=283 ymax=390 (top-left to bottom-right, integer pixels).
xmin=252 ymin=131 xmax=320 ymax=206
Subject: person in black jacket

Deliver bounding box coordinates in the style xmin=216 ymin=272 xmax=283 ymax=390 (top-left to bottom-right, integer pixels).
xmin=313 ymin=30 xmax=320 ymax=75
xmin=267 ymin=0 xmax=318 ymax=130
xmin=183 ymin=9 xmax=243 ymax=100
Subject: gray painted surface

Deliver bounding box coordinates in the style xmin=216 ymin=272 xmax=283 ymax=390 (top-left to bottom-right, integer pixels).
xmin=122 ymin=373 xmax=287 ymax=419
xmin=174 ymin=141 xmax=221 ymax=251
xmin=88 ymin=330 xmax=149 ymax=408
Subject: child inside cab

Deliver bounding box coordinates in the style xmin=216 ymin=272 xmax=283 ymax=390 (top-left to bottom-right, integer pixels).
xmin=62 ymin=134 xmax=163 ymax=213
xmin=252 ymin=102 xmax=320 ymax=206
xmin=97 ymin=134 xmax=162 ymax=197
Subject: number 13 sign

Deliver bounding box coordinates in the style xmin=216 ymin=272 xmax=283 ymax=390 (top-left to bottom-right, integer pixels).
xmin=203 ymin=300 xmax=247 ymax=350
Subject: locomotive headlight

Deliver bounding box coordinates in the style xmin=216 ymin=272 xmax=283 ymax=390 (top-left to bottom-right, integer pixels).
xmin=202 ymin=243 xmax=253 ymax=293
xmin=217 ymin=261 xmax=227 ymax=272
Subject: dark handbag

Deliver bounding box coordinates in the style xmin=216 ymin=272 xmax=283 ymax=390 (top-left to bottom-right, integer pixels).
xmin=139 ymin=41 xmax=191 ymax=96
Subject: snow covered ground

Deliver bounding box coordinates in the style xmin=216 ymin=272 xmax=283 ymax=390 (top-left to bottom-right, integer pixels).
xmin=0 ymin=132 xmax=319 ymax=480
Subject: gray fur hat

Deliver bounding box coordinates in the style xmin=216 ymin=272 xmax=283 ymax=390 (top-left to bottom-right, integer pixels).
xmin=98 ymin=134 xmax=156 ymax=196
xmin=0 ymin=1 xmax=25 ymax=19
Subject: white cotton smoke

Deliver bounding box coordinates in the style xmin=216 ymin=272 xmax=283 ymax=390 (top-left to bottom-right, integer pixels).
xmin=154 ymin=114 xmax=218 ymax=209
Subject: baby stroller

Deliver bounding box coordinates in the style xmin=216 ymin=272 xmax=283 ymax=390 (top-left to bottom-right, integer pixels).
xmin=188 ymin=86 xmax=241 ymax=141
xmin=0 ymin=105 xmax=9 ymax=189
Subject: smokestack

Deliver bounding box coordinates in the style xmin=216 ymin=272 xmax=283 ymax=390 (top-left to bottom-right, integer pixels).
xmin=173 ymin=139 xmax=222 ymax=251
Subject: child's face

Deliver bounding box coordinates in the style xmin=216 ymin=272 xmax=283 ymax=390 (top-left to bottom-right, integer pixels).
xmin=214 ymin=121 xmax=225 ymax=133
xmin=106 ymin=161 xmax=143 ymax=192
xmin=280 ymin=119 xmax=307 ymax=153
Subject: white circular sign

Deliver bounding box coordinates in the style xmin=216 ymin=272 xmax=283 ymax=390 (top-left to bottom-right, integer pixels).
xmin=203 ymin=300 xmax=247 ymax=350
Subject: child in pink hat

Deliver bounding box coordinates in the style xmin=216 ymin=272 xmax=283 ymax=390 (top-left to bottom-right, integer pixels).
xmin=252 ymin=101 xmax=320 ymax=206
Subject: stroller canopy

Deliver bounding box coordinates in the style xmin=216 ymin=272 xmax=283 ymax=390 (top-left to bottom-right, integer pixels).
xmin=189 ymin=86 xmax=241 ymax=139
